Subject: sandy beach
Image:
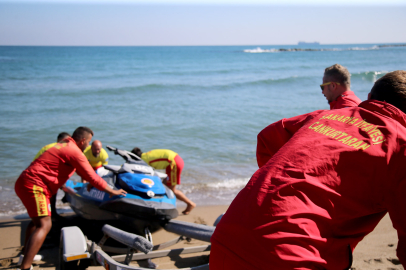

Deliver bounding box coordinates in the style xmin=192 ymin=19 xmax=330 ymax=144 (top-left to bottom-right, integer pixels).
xmin=0 ymin=205 xmax=227 ymax=270
xmin=0 ymin=205 xmax=403 ymax=270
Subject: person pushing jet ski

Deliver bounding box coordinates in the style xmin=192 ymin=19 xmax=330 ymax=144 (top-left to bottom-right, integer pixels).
xmin=131 ymin=148 xmax=196 ymax=215
xmin=15 ymin=127 xmax=127 ymax=270
xmin=32 ymin=132 xmax=71 ymax=220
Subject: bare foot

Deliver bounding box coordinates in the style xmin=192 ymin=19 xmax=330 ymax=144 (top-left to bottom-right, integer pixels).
xmin=182 ymin=202 xmax=196 ymax=215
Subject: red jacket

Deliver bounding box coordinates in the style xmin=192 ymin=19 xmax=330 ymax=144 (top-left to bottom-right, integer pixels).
xmin=211 ymin=100 xmax=406 ymax=269
xmin=329 ymin=90 xmax=361 ymax=110
xmin=16 ymin=137 xmax=107 ymax=197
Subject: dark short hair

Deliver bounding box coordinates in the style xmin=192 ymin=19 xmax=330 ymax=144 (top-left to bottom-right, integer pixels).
xmin=324 ymin=64 xmax=351 ymax=87
xmin=131 ymin=147 xmax=143 ymax=157
xmin=370 ymin=70 xmax=406 ymax=113
xmin=57 ymin=132 xmax=71 ymax=142
xmin=72 ymin=127 xmax=94 ymax=141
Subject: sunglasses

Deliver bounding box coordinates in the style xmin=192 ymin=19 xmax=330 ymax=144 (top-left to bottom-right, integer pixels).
xmin=320 ymin=82 xmax=340 ymax=91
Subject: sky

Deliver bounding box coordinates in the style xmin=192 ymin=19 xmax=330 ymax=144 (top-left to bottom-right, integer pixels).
xmin=0 ymin=0 xmax=405 ymax=46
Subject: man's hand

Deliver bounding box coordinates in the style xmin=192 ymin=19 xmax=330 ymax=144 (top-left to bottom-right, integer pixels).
xmin=86 ymin=183 xmax=93 ymax=192
xmin=104 ymin=185 xmax=127 ymax=198
xmin=107 ymin=189 xmax=127 ymax=198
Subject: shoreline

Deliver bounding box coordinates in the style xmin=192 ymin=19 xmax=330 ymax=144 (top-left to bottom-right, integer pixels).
xmin=0 ymin=206 xmax=402 ymax=269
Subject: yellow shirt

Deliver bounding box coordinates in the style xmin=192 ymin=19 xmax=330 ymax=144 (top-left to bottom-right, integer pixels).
xmin=33 ymin=142 xmax=57 ymax=161
xmin=83 ymin=146 xmax=109 ymax=169
xmin=141 ymin=149 xmax=178 ymax=170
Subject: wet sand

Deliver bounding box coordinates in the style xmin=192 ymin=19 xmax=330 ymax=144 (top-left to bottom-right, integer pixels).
xmin=0 ymin=206 xmax=403 ymax=269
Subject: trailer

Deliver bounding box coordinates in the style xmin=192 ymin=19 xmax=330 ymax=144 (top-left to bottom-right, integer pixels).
xmin=59 ymin=214 xmax=224 ymax=270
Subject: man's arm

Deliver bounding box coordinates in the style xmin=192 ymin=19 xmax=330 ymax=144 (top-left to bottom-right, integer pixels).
xmin=257 ymin=111 xmax=324 ymax=168
xmin=70 ymin=150 xmax=126 ymax=197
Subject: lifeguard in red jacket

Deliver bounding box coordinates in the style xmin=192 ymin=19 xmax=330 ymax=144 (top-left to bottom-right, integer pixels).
xmin=321 ymin=64 xmax=362 ymax=109
xmin=32 ymin=131 xmax=71 ymax=219
xmin=211 ymin=71 xmax=406 ymax=269
xmin=15 ymin=127 xmax=127 ymax=270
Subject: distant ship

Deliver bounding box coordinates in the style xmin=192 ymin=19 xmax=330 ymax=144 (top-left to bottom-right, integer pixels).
xmin=298 ymin=41 xmax=320 ymax=45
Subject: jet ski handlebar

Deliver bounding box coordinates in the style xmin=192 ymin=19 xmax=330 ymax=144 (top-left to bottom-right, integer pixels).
xmin=106 ymin=145 xmax=142 ymax=162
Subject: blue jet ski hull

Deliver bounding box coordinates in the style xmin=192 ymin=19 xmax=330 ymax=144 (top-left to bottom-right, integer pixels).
xmin=63 ymin=180 xmax=178 ymax=229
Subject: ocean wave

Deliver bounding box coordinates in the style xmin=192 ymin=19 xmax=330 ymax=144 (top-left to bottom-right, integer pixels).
xmin=243 ymin=44 xmax=404 ymax=53
xmin=243 ymin=47 xmax=279 ymax=53
xmin=175 ymin=177 xmax=250 ymax=205
xmin=42 ymin=75 xmax=305 ymax=97
xmin=0 ymin=207 xmax=73 ymax=218
xmin=352 ymin=71 xmax=388 ymax=82
xmin=206 ymin=177 xmax=250 ymax=189
xmin=45 ymin=83 xmax=187 ymax=96
xmin=242 ymin=46 xmax=379 ymax=53
xmin=0 ymin=56 xmax=16 ymax=61
xmin=225 ymin=75 xmax=304 ymax=89
xmin=0 ymin=209 xmax=28 ymax=217
xmin=348 ymin=46 xmax=379 ymax=51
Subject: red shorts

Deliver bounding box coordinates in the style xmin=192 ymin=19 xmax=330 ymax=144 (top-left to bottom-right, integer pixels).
xmin=15 ymin=178 xmax=51 ymax=218
xmin=165 ymin=155 xmax=184 ymax=187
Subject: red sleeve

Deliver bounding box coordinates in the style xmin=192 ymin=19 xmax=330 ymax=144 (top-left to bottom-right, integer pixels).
xmin=256 ymin=110 xmax=324 ymax=168
xmin=69 ymin=148 xmax=108 ymax=191
xmin=332 ymin=93 xmax=362 ymax=109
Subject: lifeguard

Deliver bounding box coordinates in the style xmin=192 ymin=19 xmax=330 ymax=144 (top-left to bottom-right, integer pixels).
xmin=131 ymin=148 xmax=196 ymax=215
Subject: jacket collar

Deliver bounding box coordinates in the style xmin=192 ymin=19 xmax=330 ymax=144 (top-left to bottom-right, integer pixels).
xmin=61 ymin=136 xmax=82 ymax=149
xmin=62 ymin=136 xmax=75 ymax=144
xmin=329 ymin=90 xmax=355 ymax=108
xmin=359 ymin=100 xmax=406 ymax=128
xmin=339 ymin=90 xmax=355 ymax=98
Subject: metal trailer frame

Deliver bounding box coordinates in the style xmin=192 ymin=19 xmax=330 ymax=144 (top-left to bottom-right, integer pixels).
xmin=59 ymin=216 xmax=223 ymax=270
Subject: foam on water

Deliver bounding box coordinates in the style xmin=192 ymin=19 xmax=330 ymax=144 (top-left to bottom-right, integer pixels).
xmin=352 ymin=71 xmax=388 ymax=82
xmin=243 ymin=47 xmax=279 ymax=53
xmin=178 ymin=178 xmax=251 ymax=206
xmin=206 ymin=178 xmax=250 ymax=189
xmin=243 ymin=44 xmax=400 ymax=53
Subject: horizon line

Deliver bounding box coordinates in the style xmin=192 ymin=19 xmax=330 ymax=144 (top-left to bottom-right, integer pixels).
xmin=1 ymin=0 xmax=406 ymax=6
xmin=1 ymin=43 xmax=406 ymax=47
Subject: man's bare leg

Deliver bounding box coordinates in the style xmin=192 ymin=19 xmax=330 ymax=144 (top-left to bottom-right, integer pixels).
xmin=20 ymin=216 xmax=52 ymax=269
xmin=168 ymin=185 xmax=196 ymax=215
xmin=23 ymin=221 xmax=36 ymax=249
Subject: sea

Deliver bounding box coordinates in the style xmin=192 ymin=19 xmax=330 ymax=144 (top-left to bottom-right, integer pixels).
xmin=1 ymin=43 xmax=406 ymax=216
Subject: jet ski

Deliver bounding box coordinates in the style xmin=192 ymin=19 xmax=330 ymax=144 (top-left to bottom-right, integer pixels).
xmin=62 ymin=146 xmax=178 ymax=232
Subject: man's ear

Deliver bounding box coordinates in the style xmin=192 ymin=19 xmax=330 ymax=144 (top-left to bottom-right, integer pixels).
xmin=78 ymin=137 xmax=85 ymax=147
xmin=368 ymin=92 xmax=372 ymax=100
